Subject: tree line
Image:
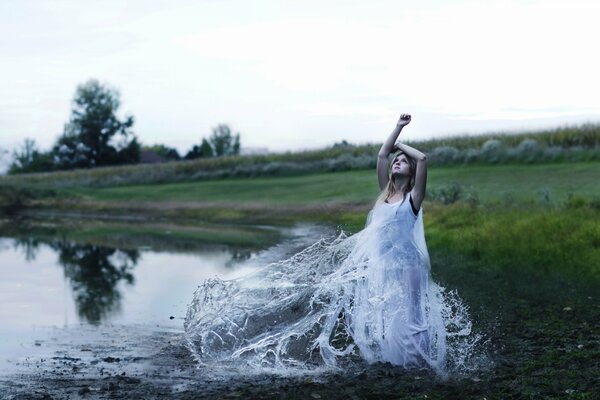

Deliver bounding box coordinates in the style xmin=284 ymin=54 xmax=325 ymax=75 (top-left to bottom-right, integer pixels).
xmin=8 ymin=79 xmax=241 ymax=174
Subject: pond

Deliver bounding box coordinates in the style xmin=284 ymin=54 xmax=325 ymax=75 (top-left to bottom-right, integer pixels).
xmin=0 ymin=221 xmax=333 ymax=375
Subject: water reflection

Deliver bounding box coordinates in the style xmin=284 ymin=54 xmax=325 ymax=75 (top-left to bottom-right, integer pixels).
xmin=12 ymin=236 xmax=43 ymax=262
xmin=54 ymin=242 xmax=139 ymax=324
xmin=3 ymin=222 xmax=331 ymax=328
xmin=13 ymin=238 xmax=139 ymax=324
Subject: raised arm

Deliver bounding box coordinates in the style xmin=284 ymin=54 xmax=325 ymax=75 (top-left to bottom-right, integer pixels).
xmin=377 ymin=114 xmax=412 ymax=191
xmin=396 ymin=142 xmax=427 ymax=211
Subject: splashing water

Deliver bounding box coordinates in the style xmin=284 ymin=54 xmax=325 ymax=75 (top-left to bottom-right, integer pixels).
xmin=185 ymin=211 xmax=487 ymax=377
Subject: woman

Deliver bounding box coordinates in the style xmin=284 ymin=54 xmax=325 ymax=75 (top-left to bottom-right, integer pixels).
xmin=185 ymin=114 xmax=454 ymax=373
xmin=349 ymin=113 xmax=442 ymax=368
xmin=377 ymin=113 xmax=426 ymax=211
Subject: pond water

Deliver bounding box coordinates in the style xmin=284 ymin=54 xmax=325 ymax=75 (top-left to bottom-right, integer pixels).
xmin=0 ymin=223 xmax=333 ymax=374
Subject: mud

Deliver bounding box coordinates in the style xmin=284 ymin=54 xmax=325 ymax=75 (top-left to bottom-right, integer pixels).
xmin=2 ymin=305 xmax=598 ymax=400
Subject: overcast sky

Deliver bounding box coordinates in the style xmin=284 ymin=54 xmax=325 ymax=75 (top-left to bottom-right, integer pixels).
xmin=1 ymin=0 xmax=599 ymax=158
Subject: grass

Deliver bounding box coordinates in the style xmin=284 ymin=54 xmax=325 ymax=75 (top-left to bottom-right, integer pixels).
xmin=425 ymin=203 xmax=600 ymax=294
xmin=0 ymin=218 xmax=283 ymax=252
xmin=64 ymin=162 xmax=600 ymax=205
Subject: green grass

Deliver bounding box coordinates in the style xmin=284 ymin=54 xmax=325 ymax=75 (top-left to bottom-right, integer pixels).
xmin=65 ymin=162 xmax=600 ymax=205
xmin=430 ymin=162 xmax=600 ymax=203
xmin=0 ymin=219 xmax=283 ymax=251
xmin=65 ymin=170 xmax=379 ymax=204
xmin=426 ymin=204 xmax=600 ymax=283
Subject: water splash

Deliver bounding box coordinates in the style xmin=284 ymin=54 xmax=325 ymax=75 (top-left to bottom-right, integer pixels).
xmin=185 ymin=225 xmax=487 ymax=377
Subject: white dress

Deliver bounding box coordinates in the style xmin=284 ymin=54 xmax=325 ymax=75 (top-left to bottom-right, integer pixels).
xmin=348 ymin=195 xmax=443 ymax=369
xmin=185 ymin=196 xmax=451 ymax=373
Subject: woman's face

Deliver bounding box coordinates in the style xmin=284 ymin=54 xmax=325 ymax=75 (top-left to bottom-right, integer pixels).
xmin=391 ymin=154 xmax=411 ymax=176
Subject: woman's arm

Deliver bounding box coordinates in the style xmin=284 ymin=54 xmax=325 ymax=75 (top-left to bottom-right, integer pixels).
xmin=377 ymin=114 xmax=411 ymax=190
xmin=395 ymin=142 xmax=427 ymax=211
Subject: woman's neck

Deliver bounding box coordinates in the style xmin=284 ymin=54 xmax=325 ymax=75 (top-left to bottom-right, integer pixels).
xmin=392 ymin=176 xmax=410 ymax=194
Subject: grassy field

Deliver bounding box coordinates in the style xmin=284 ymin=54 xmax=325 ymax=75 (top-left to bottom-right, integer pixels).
xmin=65 ymin=161 xmax=600 ymax=205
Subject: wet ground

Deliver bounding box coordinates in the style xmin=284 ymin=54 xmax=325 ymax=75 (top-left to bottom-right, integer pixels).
xmin=2 ymin=293 xmax=598 ymax=400
xmin=0 ymin=323 xmax=478 ymax=399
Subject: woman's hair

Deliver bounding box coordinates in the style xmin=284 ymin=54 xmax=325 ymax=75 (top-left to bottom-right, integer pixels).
xmin=376 ymin=150 xmax=417 ymax=204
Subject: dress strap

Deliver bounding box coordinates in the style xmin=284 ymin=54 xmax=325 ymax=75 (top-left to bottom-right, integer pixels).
xmin=409 ymin=193 xmax=419 ymax=217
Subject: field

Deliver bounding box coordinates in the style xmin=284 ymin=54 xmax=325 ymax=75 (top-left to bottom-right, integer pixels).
xmin=63 ymin=162 xmax=600 ymax=207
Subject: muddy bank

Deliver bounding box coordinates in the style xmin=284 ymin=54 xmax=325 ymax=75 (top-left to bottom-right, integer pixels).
xmin=1 ymin=304 xmax=598 ymax=400
xmin=0 ymin=324 xmax=471 ymax=400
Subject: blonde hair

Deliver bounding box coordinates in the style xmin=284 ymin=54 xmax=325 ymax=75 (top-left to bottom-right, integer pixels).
xmin=376 ymin=151 xmax=417 ymax=205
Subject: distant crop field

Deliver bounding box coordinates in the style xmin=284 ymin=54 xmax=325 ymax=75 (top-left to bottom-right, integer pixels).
xmin=3 ymin=124 xmax=598 ymax=188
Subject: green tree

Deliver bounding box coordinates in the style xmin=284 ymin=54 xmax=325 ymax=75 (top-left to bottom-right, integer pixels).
xmin=209 ymin=124 xmax=240 ymax=157
xmin=9 ymin=138 xmax=54 ymax=174
xmin=184 ymin=124 xmax=240 ymax=160
xmin=144 ymin=144 xmax=181 ymax=161
xmin=0 ymin=147 xmax=8 ymax=173
xmin=185 ymin=138 xmax=214 ymax=160
xmin=52 ymin=79 xmax=139 ymax=169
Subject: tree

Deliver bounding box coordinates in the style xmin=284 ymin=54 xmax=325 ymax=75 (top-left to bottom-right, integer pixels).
xmin=185 ymin=138 xmax=213 ymax=160
xmin=0 ymin=147 xmax=8 ymax=173
xmin=184 ymin=124 xmax=240 ymax=160
xmin=52 ymin=79 xmax=139 ymax=169
xmin=9 ymin=138 xmax=54 ymax=174
xmin=209 ymin=124 xmax=240 ymax=157
xmin=143 ymin=144 xmax=181 ymax=161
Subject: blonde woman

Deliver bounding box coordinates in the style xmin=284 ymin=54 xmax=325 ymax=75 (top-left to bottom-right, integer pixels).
xmin=376 ymin=113 xmax=427 ymax=212
xmin=348 ymin=113 xmax=441 ymax=368
xmin=186 ymin=114 xmax=459 ymax=373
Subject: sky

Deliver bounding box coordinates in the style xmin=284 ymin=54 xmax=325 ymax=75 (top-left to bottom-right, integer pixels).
xmin=1 ymin=0 xmax=599 ymax=161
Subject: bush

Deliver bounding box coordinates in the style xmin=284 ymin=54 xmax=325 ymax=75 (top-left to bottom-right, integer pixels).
xmin=480 ymin=139 xmax=504 ymax=163
xmin=428 ymin=183 xmax=464 ymax=204
xmin=464 ymin=148 xmax=480 ymax=164
xmin=0 ymin=185 xmax=56 ymax=215
xmin=565 ymin=193 xmax=588 ymax=209
xmin=535 ymin=187 xmax=553 ymax=206
xmin=430 ymin=146 xmax=459 ymax=165
xmin=515 ymin=139 xmax=542 ymax=163
xmin=589 ymin=197 xmax=600 ymax=210
xmin=543 ymin=146 xmax=564 ymax=161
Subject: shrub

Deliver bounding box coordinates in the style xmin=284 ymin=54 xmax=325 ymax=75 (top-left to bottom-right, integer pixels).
xmin=463 ymin=148 xmax=480 ymax=164
xmin=515 ymin=139 xmax=542 ymax=163
xmin=535 ymin=187 xmax=553 ymax=206
xmin=0 ymin=185 xmax=56 ymax=215
xmin=589 ymin=197 xmax=600 ymax=210
xmin=543 ymin=146 xmax=564 ymax=161
xmin=430 ymin=146 xmax=459 ymax=165
xmin=428 ymin=183 xmax=464 ymax=204
xmin=565 ymin=193 xmax=588 ymax=209
xmin=480 ymin=139 xmax=504 ymax=163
